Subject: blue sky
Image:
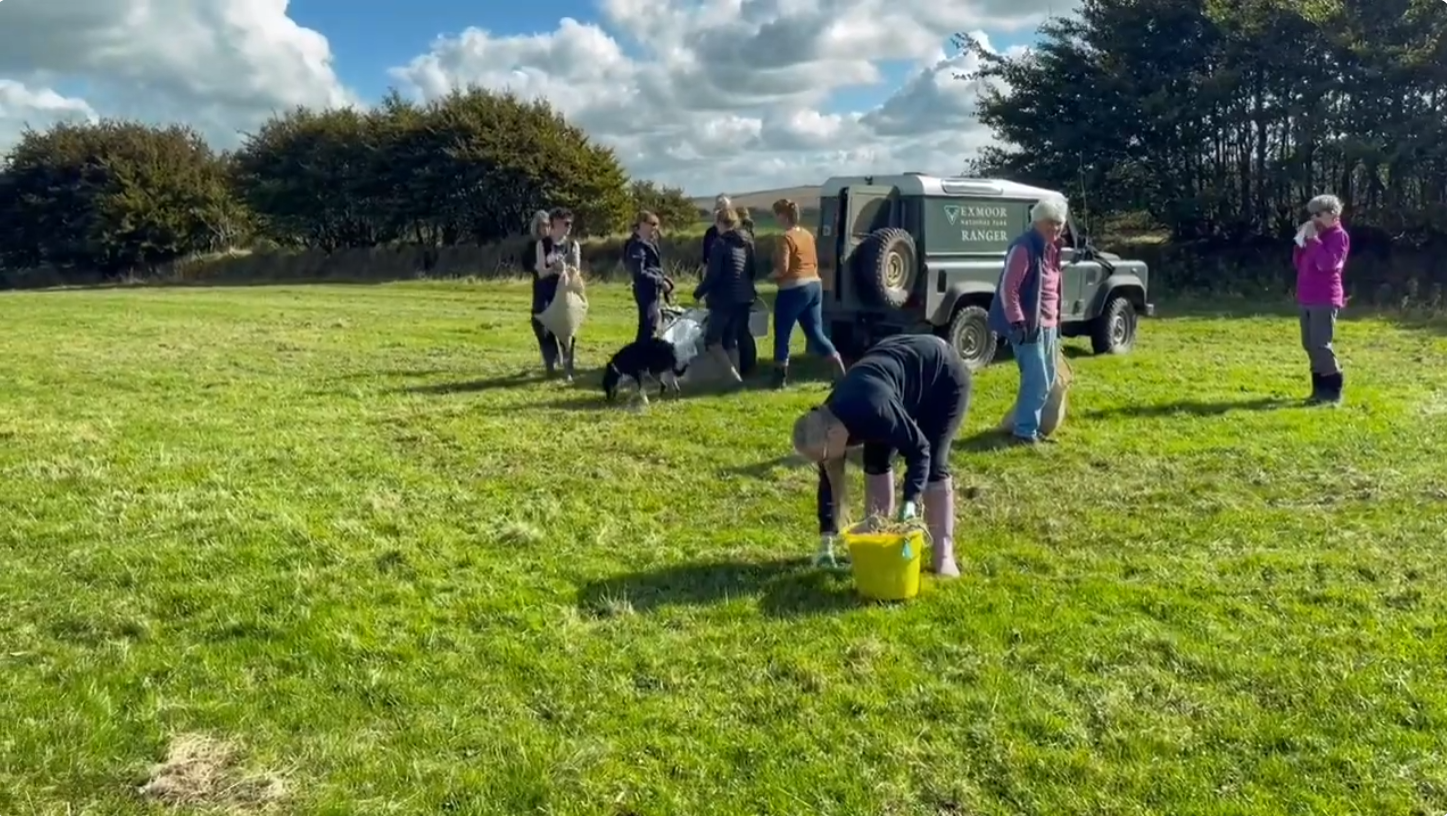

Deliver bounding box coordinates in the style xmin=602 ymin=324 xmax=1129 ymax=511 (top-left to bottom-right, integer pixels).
xmin=288 ymin=0 xmax=1035 ymax=117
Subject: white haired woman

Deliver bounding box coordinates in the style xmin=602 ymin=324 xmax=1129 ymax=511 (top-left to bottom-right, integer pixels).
xmin=1293 ymin=194 xmax=1350 ymax=404
xmin=701 ymin=194 xmax=730 ymax=265
xmin=791 ymin=334 xmax=972 ymax=577
xmin=988 ymin=198 xmax=1067 ymax=444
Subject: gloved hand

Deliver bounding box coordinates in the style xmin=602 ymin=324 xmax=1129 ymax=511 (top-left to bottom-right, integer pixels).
xmin=813 ymin=534 xmax=842 ymax=568
xmin=897 ymin=501 xmax=917 ymax=522
xmin=1008 ymin=321 xmax=1027 ymax=345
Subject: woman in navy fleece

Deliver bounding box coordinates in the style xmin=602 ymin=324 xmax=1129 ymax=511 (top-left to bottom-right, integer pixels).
xmin=790 ymin=334 xmax=972 ymax=576
xmin=623 ymin=211 xmax=672 ymax=342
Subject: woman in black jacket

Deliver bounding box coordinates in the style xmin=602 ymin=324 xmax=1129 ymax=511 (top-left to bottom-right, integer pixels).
xmin=694 ymin=208 xmax=756 ymax=383
xmin=790 ymin=334 xmax=972 ymax=576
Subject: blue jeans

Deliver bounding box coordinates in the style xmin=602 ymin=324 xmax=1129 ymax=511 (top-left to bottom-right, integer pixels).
xmin=1010 ymin=326 xmax=1059 ymax=439
xmin=773 ymin=281 xmax=836 ymax=363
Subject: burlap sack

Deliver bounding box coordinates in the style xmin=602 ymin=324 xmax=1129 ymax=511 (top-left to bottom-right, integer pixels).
xmin=535 ymin=268 xmax=588 ymax=341
xmin=999 ymin=348 xmax=1073 ymax=436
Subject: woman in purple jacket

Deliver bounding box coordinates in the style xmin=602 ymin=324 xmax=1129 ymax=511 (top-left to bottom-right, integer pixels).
xmin=1293 ymin=194 xmax=1350 ymax=405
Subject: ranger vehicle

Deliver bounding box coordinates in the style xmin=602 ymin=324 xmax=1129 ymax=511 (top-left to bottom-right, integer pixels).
xmin=816 ymin=174 xmax=1153 ymax=369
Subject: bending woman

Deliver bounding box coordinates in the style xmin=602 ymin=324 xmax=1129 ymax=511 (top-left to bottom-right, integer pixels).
xmin=791 ymin=334 xmax=971 ymax=576
xmin=769 ymin=198 xmax=844 ymax=387
xmin=526 ymin=208 xmax=581 ymax=379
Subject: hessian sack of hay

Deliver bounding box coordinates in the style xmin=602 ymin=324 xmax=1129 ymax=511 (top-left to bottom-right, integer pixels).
xmin=535 ymin=268 xmax=588 ymax=341
xmin=999 ymin=347 xmax=1073 ymax=436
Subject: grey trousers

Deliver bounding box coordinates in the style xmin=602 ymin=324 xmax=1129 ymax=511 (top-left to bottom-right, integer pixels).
xmin=1299 ymin=305 xmax=1340 ymax=375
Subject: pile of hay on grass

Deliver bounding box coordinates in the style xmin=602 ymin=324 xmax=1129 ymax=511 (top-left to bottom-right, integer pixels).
xmin=138 ymin=733 xmax=285 ymax=811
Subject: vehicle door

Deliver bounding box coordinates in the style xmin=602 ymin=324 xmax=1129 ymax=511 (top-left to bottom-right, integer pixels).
xmin=1058 ymin=220 xmax=1101 ymax=320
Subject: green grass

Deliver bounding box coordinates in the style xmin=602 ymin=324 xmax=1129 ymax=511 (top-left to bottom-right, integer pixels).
xmin=4 ymin=282 xmax=1447 ymax=815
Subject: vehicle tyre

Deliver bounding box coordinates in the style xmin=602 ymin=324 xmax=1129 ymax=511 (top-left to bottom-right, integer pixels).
xmin=947 ymin=305 xmax=997 ymax=371
xmin=1090 ymin=295 xmax=1136 ymax=354
xmin=855 ymin=227 xmax=917 ymax=308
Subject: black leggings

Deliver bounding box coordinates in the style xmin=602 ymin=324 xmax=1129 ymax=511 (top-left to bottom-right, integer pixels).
xmin=531 ymin=275 xmax=574 ymax=367
xmin=704 ymin=304 xmax=750 ymax=350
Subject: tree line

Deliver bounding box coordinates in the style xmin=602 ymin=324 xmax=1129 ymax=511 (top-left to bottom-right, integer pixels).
xmin=0 ymin=88 xmax=700 ymax=278
xmin=966 ymin=0 xmax=1447 ymax=249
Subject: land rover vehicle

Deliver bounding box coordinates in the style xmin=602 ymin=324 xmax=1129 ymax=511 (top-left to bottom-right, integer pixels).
xmin=816 ymin=174 xmax=1153 ymax=369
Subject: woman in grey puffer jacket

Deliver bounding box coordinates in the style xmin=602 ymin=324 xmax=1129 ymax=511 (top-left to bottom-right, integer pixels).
xmin=694 ymin=208 xmax=757 ymax=383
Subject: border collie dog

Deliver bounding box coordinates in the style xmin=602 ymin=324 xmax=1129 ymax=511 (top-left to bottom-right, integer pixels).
xmin=602 ymin=337 xmax=687 ymax=402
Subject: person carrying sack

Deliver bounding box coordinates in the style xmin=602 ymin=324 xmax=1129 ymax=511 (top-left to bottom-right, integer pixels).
xmin=989 ymin=198 xmax=1066 ymax=444
xmin=525 ymin=208 xmax=581 ymax=380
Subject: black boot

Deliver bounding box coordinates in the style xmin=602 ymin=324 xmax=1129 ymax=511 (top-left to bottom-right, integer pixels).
xmin=1305 ymin=372 xmax=1323 ymax=404
xmin=1322 ymin=371 xmax=1342 ymax=405
xmin=772 ymin=364 xmax=788 ymax=389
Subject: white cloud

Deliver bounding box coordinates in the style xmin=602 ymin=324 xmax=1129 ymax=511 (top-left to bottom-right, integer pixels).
xmin=0 ymin=0 xmax=351 ymax=148
xmin=0 ymin=0 xmax=1064 ymax=193
xmin=389 ymin=1 xmax=1063 ymax=193
xmin=0 ymin=80 xmax=97 ymax=146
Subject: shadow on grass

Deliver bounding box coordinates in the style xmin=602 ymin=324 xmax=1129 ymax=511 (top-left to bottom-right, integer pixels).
xmin=577 ymin=557 xmax=863 ymax=618
xmin=953 ymin=428 xmax=1017 ymax=452
xmin=724 ymin=447 xmax=869 ymax=480
xmin=341 ymin=368 xmax=453 ymax=381
xmin=401 ymin=371 xmax=543 ymax=394
xmin=724 ymin=453 xmax=811 ymax=479
xmin=1081 ymin=396 xmax=1293 ymax=420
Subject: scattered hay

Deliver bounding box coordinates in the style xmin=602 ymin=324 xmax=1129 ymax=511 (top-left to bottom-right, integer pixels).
xmin=494 ymin=520 xmax=546 ymax=546
xmin=138 ymin=733 xmax=285 ymax=811
xmin=589 ymin=592 xmax=636 ymax=619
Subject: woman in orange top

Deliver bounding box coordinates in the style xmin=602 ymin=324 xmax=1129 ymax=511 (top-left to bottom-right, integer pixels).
xmin=770 ymin=199 xmax=845 ymax=387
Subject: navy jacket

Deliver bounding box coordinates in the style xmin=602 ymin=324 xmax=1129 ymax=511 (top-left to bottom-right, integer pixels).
xmin=624 ymin=234 xmax=666 ymax=296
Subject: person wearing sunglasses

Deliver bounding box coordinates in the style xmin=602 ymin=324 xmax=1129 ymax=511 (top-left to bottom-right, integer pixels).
xmin=525 ymin=208 xmax=581 ymax=379
xmin=624 ymin=211 xmax=672 ymax=342
xmin=1293 ymin=194 xmax=1350 ymax=405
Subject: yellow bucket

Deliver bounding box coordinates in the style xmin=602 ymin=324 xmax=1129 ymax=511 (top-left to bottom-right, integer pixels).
xmin=842 ymin=525 xmax=926 ymax=601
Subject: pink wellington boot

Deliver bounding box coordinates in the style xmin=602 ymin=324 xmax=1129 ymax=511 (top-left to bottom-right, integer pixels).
xmin=864 ymin=469 xmax=895 ymax=518
xmin=924 ymin=478 xmax=959 ymax=577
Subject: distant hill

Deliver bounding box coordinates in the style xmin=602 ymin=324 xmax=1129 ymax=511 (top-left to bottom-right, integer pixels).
xmin=690 ymin=185 xmax=821 ymax=212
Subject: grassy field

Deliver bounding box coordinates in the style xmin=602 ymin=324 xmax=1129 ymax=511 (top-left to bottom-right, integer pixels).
xmin=4 ymin=282 xmax=1447 ymax=815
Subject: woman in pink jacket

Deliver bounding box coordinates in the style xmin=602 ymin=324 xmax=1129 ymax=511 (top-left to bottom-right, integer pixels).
xmin=1293 ymin=194 xmax=1350 ymax=405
